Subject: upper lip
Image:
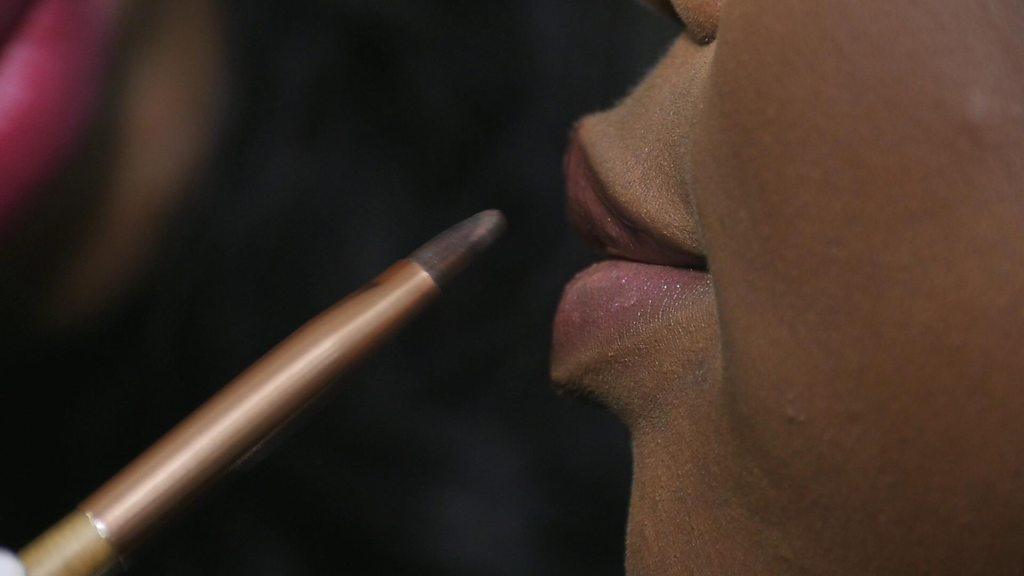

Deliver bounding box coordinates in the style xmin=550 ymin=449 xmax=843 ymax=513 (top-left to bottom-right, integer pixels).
xmin=564 ymin=129 xmax=708 ymax=270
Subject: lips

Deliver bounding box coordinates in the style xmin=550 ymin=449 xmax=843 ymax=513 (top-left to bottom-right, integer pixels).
xmin=0 ymin=0 xmax=119 ymax=234
xmin=563 ymin=131 xmax=707 ymax=270
xmin=552 ymin=129 xmax=714 ymax=386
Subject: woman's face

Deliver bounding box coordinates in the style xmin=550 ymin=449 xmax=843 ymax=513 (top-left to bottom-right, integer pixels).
xmin=553 ymin=0 xmax=1024 ymax=573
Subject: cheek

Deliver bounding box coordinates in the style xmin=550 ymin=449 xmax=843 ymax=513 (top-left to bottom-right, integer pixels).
xmin=690 ymin=0 xmax=1024 ymax=569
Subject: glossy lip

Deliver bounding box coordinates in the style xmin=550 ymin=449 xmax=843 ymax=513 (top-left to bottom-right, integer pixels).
xmin=553 ymin=129 xmax=713 ymax=384
xmin=553 ymin=259 xmax=712 ymax=371
xmin=0 ymin=0 xmax=119 ymax=234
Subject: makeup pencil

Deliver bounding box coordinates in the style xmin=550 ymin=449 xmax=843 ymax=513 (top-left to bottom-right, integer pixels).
xmin=14 ymin=210 xmax=507 ymax=576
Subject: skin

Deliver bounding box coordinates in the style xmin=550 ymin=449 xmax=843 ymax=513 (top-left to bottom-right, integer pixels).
xmin=0 ymin=0 xmax=224 ymax=332
xmin=555 ymin=0 xmax=1024 ymax=574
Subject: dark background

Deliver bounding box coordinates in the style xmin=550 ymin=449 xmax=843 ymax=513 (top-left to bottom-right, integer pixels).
xmin=2 ymin=2 xmax=676 ymax=574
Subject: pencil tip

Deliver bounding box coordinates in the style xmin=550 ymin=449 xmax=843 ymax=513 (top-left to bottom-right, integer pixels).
xmin=410 ymin=210 xmax=507 ymax=286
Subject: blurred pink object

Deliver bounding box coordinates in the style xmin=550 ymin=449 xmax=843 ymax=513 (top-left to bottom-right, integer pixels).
xmin=0 ymin=0 xmax=117 ymax=234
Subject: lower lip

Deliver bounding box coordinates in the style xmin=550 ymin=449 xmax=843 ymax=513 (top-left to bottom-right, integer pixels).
xmin=552 ymin=259 xmax=712 ymax=373
xmin=0 ymin=0 xmax=118 ymax=233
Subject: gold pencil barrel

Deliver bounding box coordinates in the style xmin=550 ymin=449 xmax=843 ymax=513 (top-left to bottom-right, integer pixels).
xmin=19 ymin=512 xmax=117 ymax=576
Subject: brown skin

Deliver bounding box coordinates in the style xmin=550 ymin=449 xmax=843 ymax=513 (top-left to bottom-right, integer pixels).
xmin=557 ymin=0 xmax=1024 ymax=574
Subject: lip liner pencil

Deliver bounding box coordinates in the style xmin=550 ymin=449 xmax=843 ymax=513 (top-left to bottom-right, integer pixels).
xmin=12 ymin=210 xmax=507 ymax=576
